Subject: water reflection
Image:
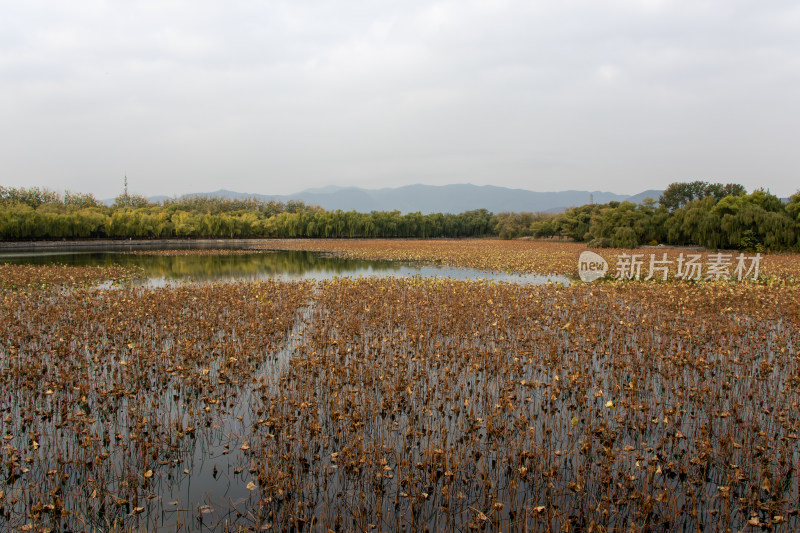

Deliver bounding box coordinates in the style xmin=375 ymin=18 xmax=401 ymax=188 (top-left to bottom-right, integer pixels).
xmin=0 ymin=249 xmax=571 ymax=285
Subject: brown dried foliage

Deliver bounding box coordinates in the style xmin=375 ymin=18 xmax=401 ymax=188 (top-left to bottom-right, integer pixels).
xmin=1 ymin=275 xmax=798 ymax=531
xmin=1 ymin=280 xmax=314 ymax=531
xmin=0 ymin=264 xmax=141 ymax=291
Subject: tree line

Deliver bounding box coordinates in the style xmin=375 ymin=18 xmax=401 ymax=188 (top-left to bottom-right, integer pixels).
xmin=530 ymin=182 xmax=800 ymax=251
xmin=1 ymin=183 xmax=798 ymax=250
xmin=0 ymin=187 xmax=494 ymax=240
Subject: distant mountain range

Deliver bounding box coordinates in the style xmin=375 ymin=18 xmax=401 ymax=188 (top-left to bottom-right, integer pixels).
xmin=144 ymin=184 xmax=663 ymax=215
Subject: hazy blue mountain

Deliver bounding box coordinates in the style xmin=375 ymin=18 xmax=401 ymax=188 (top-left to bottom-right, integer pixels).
xmin=300 ymin=185 xmax=347 ymax=194
xmin=153 ymin=184 xmax=662 ymax=214
xmin=294 ymin=187 xmax=381 ymax=212
xmin=624 ymin=190 xmax=663 ymax=204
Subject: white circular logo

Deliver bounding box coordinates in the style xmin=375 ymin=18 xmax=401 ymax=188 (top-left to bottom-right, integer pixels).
xmin=578 ymin=251 xmax=608 ymax=282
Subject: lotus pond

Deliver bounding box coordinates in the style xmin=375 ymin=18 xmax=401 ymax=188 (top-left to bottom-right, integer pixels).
xmin=0 ymin=243 xmax=798 ymax=532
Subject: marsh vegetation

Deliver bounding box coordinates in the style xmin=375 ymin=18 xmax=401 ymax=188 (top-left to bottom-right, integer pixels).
xmin=1 ymin=242 xmax=799 ymax=531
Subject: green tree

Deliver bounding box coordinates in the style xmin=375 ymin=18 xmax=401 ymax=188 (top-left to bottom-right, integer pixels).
xmin=659 ymin=181 xmax=746 ymax=211
xmin=787 ymin=191 xmax=800 ymax=222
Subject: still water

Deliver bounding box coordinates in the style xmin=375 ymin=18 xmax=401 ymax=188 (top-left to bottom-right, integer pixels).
xmin=0 ymin=249 xmax=571 ymax=285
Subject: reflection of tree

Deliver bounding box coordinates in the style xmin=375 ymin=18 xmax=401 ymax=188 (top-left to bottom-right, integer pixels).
xmin=4 ymin=251 xmax=402 ymax=281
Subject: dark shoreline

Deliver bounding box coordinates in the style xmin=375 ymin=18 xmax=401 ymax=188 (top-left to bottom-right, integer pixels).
xmin=0 ymin=238 xmax=268 ymax=253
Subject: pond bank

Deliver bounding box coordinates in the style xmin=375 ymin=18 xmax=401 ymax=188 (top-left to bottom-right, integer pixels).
xmin=0 ymin=238 xmax=266 ymax=252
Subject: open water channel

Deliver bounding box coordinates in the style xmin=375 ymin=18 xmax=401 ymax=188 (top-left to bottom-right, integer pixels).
xmin=0 ymin=246 xmax=571 ymax=286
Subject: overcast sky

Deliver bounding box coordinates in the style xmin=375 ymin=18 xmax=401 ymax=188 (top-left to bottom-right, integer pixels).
xmin=1 ymin=1 xmax=798 ymax=200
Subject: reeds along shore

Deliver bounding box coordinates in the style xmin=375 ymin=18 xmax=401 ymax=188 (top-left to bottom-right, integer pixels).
xmin=1 ymin=273 xmax=799 ymax=531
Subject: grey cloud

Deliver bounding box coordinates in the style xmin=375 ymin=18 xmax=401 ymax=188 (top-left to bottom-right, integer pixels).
xmin=0 ymin=1 xmax=798 ymax=198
